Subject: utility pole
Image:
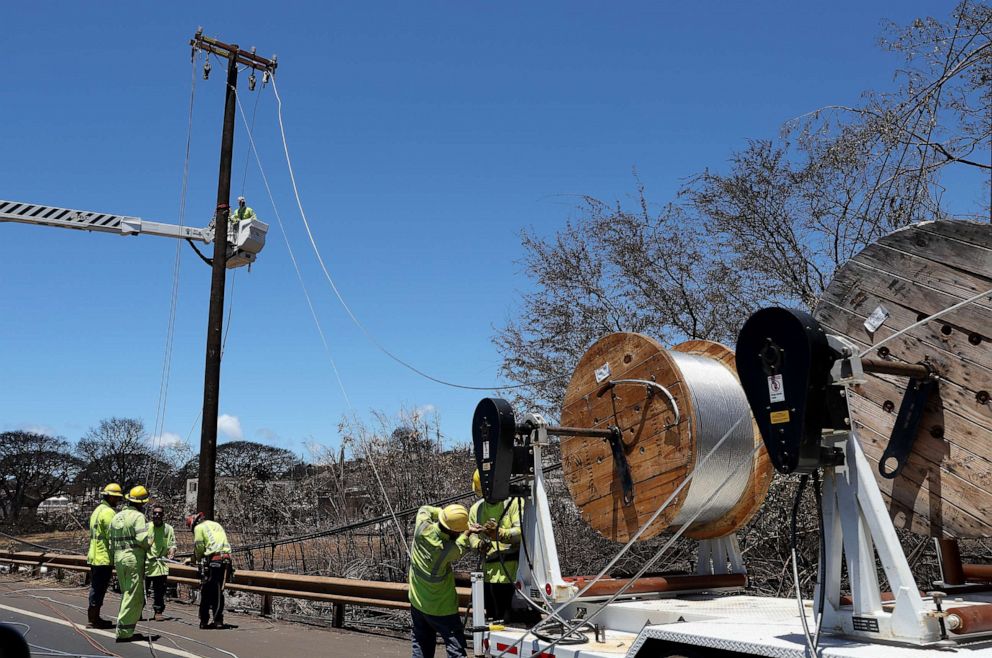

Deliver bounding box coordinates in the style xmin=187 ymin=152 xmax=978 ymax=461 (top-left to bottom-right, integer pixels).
xmin=190 ymin=30 xmax=277 ymax=519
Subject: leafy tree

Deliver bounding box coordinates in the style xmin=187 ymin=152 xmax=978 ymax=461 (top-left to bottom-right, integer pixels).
xmin=0 ymin=431 xmax=81 ymax=524
xmin=184 ymin=440 xmax=301 ymax=481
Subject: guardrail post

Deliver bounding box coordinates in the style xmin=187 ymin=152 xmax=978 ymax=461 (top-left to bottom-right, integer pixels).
xmin=332 ymin=602 xmax=345 ymax=628
xmin=261 ymin=594 xmax=272 ymax=616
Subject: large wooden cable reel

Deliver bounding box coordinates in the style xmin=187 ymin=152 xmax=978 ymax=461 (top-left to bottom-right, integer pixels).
xmin=813 ymin=219 xmax=992 ymax=539
xmin=560 ymin=334 xmax=773 ymax=543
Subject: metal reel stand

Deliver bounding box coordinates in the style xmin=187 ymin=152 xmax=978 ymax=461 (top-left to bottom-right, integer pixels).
xmin=471 ymin=399 xmax=747 ymax=613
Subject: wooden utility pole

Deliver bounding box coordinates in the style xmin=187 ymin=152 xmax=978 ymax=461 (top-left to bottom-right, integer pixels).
xmin=190 ymin=30 xmax=277 ymax=519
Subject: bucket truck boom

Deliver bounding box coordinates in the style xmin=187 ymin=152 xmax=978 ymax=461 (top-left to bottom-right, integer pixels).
xmin=0 ymin=199 xmax=268 ymax=268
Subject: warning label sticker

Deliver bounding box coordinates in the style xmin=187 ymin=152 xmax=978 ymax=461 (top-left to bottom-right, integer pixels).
xmin=770 ymin=410 xmax=791 ymax=424
xmin=768 ymin=374 xmax=785 ymax=403
xmin=595 ymin=362 xmax=611 ymax=383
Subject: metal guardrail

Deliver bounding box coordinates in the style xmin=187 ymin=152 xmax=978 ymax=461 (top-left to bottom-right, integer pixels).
xmin=0 ymin=550 xmax=470 ymax=619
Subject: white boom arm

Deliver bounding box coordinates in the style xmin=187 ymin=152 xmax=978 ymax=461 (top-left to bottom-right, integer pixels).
xmin=0 ymin=199 xmax=268 ymax=269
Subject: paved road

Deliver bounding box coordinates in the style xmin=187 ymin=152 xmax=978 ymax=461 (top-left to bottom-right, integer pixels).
xmin=0 ymin=578 xmax=410 ymax=658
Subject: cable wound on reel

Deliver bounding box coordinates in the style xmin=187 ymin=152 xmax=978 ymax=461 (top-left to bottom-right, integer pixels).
xmin=559 ymin=333 xmax=773 ymax=543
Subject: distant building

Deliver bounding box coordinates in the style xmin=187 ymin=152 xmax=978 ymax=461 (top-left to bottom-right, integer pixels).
xmin=37 ymin=494 xmax=76 ymax=519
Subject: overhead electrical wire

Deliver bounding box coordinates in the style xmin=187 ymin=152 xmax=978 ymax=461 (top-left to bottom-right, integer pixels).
xmin=233 ymin=85 xmax=413 ymax=559
xmin=147 ymin=49 xmax=199 ymax=485
xmin=267 ymin=73 xmax=561 ymax=393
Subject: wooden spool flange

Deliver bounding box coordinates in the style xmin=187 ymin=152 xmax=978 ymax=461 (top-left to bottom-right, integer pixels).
xmin=560 ymin=333 xmax=773 ymax=543
xmin=814 ymin=220 xmax=992 ymax=539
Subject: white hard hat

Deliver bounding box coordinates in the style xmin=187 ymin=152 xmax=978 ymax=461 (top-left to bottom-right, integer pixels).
xmin=237 ymin=196 xmax=245 ymax=203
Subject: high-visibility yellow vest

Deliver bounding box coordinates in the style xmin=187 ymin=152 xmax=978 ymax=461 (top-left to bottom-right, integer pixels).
xmin=469 ymin=498 xmax=522 ymax=584
xmin=229 ymin=206 xmax=256 ymax=223
xmin=193 ymin=520 xmax=231 ymax=560
xmin=408 ymin=506 xmax=469 ymax=617
xmin=109 ymin=506 xmax=152 ymax=562
xmin=86 ymin=501 xmax=116 ymax=566
xmin=146 ymin=523 xmax=176 ymax=578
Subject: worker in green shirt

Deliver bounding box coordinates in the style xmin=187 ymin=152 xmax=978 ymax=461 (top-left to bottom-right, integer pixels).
xmin=409 ymin=504 xmax=483 ymax=658
xmin=469 ymin=469 xmax=522 ymax=622
xmin=186 ymin=512 xmax=233 ymax=629
xmin=86 ymin=483 xmax=123 ymax=628
xmin=145 ymin=504 xmax=176 ymax=621
xmin=109 ymin=485 xmax=153 ymax=642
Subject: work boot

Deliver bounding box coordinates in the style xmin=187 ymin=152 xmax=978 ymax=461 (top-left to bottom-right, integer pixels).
xmin=153 ymin=612 xmax=165 ymax=622
xmin=199 ymin=621 xmax=214 ymax=630
xmin=115 ymin=633 xmax=151 ymax=643
xmin=86 ymin=606 xmax=114 ymax=629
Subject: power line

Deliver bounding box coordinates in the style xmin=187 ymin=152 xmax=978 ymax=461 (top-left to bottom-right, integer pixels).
xmin=267 ymin=74 xmax=561 ymax=393
xmin=147 ymin=48 xmax=199 ymax=484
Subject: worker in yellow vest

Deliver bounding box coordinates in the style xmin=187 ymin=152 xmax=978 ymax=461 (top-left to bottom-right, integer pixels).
xmin=408 ymin=504 xmax=483 ymax=658
xmin=146 ymin=504 xmax=177 ymax=621
xmin=186 ymin=512 xmax=233 ymax=629
xmin=469 ymin=469 xmax=522 ymax=622
xmin=229 ymin=196 xmax=256 ymax=224
xmin=86 ymin=483 xmax=123 ymax=628
xmin=109 ymin=486 xmax=153 ymax=642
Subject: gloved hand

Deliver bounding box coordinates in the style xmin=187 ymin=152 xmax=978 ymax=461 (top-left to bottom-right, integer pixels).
xmin=483 ymin=519 xmax=499 ymax=541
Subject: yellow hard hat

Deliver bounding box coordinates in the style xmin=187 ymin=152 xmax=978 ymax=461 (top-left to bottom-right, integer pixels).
xmin=125 ymin=485 xmax=150 ymax=504
xmin=472 ymin=469 xmax=482 ymax=497
xmin=439 ymin=504 xmax=469 ymax=533
xmin=101 ymin=483 xmax=123 ymax=498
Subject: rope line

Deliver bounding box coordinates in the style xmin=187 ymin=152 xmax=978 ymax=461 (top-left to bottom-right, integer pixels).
xmin=267 ymin=74 xmax=558 ymax=392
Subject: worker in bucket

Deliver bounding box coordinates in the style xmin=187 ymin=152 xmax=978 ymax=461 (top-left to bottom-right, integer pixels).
xmin=229 ymin=195 xmax=255 ymax=223
xmin=469 ymin=469 xmax=522 ymax=622
xmin=409 ymin=504 xmax=484 ymax=658
xmin=185 ymin=512 xmax=233 ymax=629
xmin=86 ymin=483 xmax=123 ymax=629
xmin=145 ymin=504 xmax=177 ymax=621
xmin=108 ymin=485 xmax=153 ymax=642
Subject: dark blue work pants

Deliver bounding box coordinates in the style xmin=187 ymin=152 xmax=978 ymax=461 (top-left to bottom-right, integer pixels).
xmin=410 ymin=606 xmax=467 ymax=658
xmin=88 ymin=565 xmax=113 ymax=608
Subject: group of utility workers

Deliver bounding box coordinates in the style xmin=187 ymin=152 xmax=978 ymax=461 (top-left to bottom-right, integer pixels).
xmin=85 ymin=483 xmax=232 ymax=642
xmin=408 ymin=469 xmax=522 ymax=658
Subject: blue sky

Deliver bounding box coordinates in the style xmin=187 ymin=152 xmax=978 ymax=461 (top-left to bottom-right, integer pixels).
xmin=0 ymin=1 xmax=968 ymax=458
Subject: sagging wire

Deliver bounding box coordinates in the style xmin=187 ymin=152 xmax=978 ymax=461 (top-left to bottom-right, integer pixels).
xmin=812 ymin=470 xmax=826 ymax=650
xmin=266 ymin=72 xmax=562 ymax=393
xmin=11 ymin=587 xmax=241 ymax=658
xmin=0 ymin=529 xmax=83 ymax=556
xmin=790 ymin=475 xmax=816 ymax=657
xmin=790 ymin=471 xmax=827 ymax=658
xmin=231 ymin=85 xmax=415 ymax=560
xmin=8 ymin=621 xmax=108 ymax=658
